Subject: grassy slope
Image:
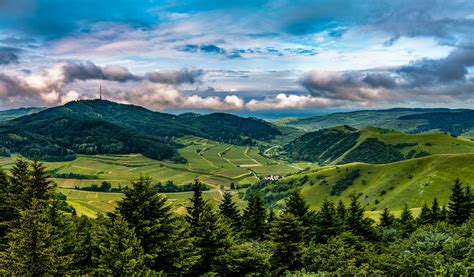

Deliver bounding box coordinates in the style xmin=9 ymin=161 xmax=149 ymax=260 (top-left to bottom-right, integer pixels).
xmin=283 ymin=154 xmax=474 ymax=212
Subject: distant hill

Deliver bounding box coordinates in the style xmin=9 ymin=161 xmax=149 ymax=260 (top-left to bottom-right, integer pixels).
xmin=284 ymin=126 xmax=474 ymax=165
xmin=0 ymin=100 xmax=281 ymax=161
xmin=279 ymin=108 xmax=473 ymax=136
xmin=0 ymin=107 xmax=45 ymax=123
xmin=398 ymin=110 xmax=474 ymax=136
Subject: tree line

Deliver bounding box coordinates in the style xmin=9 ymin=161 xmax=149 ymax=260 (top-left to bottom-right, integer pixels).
xmin=0 ymin=159 xmax=473 ymax=275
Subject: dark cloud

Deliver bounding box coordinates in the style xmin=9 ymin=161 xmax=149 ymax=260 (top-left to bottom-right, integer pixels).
xmin=300 ymin=47 xmax=474 ymax=103
xmin=0 ymin=46 xmax=20 ymax=65
xmin=61 ymin=61 xmax=139 ymax=83
xmin=144 ymin=69 xmax=204 ymax=85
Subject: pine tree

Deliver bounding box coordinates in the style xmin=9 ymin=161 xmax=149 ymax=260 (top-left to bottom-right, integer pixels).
xmin=117 ymin=176 xmax=198 ymax=273
xmin=192 ymin=203 xmax=233 ymax=275
xmin=285 ymin=190 xmax=310 ymax=224
xmin=219 ymin=191 xmax=241 ymax=231
xmin=95 ymin=215 xmax=147 ymax=275
xmin=0 ymin=199 xmax=72 ymax=275
xmin=431 ymin=197 xmax=441 ymax=222
xmin=464 ymin=186 xmax=473 ymax=219
xmin=399 ymin=204 xmax=416 ymax=237
xmin=27 ymin=160 xmax=55 ymax=203
xmin=271 ymin=213 xmax=305 ymax=274
xmin=267 ymin=209 xmax=276 ymax=224
xmin=379 ymin=207 xmax=395 ymax=228
xmin=242 ymin=194 xmax=267 ymax=240
xmin=346 ymin=195 xmax=374 ymax=238
xmin=418 ymin=203 xmax=432 ymax=225
xmin=70 ymin=215 xmax=96 ymax=274
xmin=314 ymin=199 xmax=339 ymax=242
xmin=440 ymin=205 xmax=448 ymax=221
xmin=186 ymin=180 xmax=207 ymax=235
xmin=0 ymin=169 xmax=12 ymax=248
xmin=448 ymin=179 xmax=470 ymax=224
xmin=336 ymin=200 xmax=347 ymax=223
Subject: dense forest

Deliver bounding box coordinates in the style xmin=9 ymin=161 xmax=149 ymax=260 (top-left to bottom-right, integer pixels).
xmin=1 ymin=159 xmax=473 ymax=275
xmin=399 ymin=110 xmax=474 ymax=136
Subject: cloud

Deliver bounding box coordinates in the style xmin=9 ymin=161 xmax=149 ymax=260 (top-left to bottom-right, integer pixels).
xmin=0 ymin=46 xmax=20 ymax=65
xmin=61 ymin=61 xmax=139 ymax=83
xmin=246 ymin=93 xmax=335 ymax=110
xmin=144 ymin=69 xmax=204 ymax=85
xmin=299 ymin=47 xmax=474 ymax=104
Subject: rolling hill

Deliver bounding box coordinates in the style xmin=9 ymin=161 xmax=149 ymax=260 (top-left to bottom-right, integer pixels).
xmin=0 ymin=100 xmax=282 ymax=161
xmin=284 ymin=126 xmax=474 ymax=165
xmin=279 ymin=108 xmax=474 ymax=136
xmin=0 ymin=107 xmax=44 ymax=122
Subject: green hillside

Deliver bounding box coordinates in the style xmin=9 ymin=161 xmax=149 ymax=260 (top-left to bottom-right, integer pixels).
xmin=247 ymin=154 xmax=474 ymax=212
xmin=0 ymin=107 xmax=44 ymax=122
xmin=284 ymin=126 xmax=474 ymax=165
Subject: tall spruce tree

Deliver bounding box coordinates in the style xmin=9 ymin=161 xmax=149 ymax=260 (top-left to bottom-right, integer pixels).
xmin=315 ymin=199 xmax=339 ymax=243
xmin=431 ymin=197 xmax=441 ymax=222
xmin=379 ymin=208 xmax=395 ymax=228
xmin=336 ymin=200 xmax=347 ymax=223
xmin=346 ymin=195 xmax=374 ymax=239
xmin=418 ymin=203 xmax=432 ymax=225
xmin=242 ymin=194 xmax=267 ymax=240
xmin=285 ymin=190 xmax=310 ymax=224
xmin=219 ymin=191 xmax=241 ymax=231
xmin=448 ymin=179 xmax=470 ymax=224
xmin=0 ymin=169 xmax=12 ymax=248
xmin=186 ymin=180 xmax=207 ymax=235
xmin=70 ymin=215 xmax=96 ymax=274
xmin=399 ymin=204 xmax=416 ymax=237
xmin=117 ymin=176 xmax=198 ymax=273
xmin=0 ymin=199 xmax=72 ymax=275
xmin=192 ymin=203 xmax=233 ymax=275
xmin=95 ymin=215 xmax=147 ymax=275
xmin=271 ymin=213 xmax=305 ymax=274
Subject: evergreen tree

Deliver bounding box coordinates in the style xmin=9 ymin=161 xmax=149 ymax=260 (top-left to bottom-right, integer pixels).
xmin=117 ymin=176 xmax=198 ymax=273
xmin=70 ymin=215 xmax=97 ymax=274
xmin=271 ymin=213 xmax=305 ymax=273
xmin=399 ymin=204 xmax=416 ymax=237
xmin=379 ymin=208 xmax=395 ymax=228
xmin=267 ymin=209 xmax=276 ymax=224
xmin=336 ymin=200 xmax=347 ymax=223
xmin=448 ymin=179 xmax=470 ymax=224
xmin=464 ymin=186 xmax=473 ymax=218
xmin=219 ymin=191 xmax=241 ymax=231
xmin=27 ymin=160 xmax=54 ymax=204
xmin=285 ymin=190 xmax=310 ymax=224
xmin=0 ymin=169 xmax=12 ymax=248
xmin=418 ymin=203 xmax=432 ymax=225
xmin=314 ymin=199 xmax=339 ymax=243
xmin=0 ymin=199 xmax=72 ymax=275
xmin=346 ymin=195 xmax=374 ymax=239
xmin=440 ymin=205 xmax=448 ymax=221
xmin=242 ymin=194 xmax=267 ymax=240
xmin=95 ymin=215 xmax=147 ymax=275
xmin=193 ymin=203 xmax=233 ymax=275
xmin=186 ymin=180 xmax=207 ymax=235
xmin=431 ymin=197 xmax=441 ymax=222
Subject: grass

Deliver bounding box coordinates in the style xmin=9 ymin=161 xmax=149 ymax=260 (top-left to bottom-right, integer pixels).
xmin=281 ymin=153 xmax=474 ymax=211
xmin=59 ymin=188 xmax=246 ymax=217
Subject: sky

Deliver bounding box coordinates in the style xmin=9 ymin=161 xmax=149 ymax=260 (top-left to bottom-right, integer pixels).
xmin=0 ymin=0 xmax=473 ymax=115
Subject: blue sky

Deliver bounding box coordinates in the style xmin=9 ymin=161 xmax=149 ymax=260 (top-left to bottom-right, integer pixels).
xmin=0 ymin=0 xmax=472 ymax=113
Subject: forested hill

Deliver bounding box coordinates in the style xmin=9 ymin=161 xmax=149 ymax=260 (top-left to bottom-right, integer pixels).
xmin=398 ymin=110 xmax=474 ymax=135
xmin=0 ymin=100 xmax=281 ymax=161
xmin=284 ymin=126 xmax=474 ymax=165
xmin=0 ymin=107 xmax=44 ymax=123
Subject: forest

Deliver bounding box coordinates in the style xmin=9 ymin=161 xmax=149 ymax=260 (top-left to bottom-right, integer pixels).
xmin=0 ymin=159 xmax=473 ymax=276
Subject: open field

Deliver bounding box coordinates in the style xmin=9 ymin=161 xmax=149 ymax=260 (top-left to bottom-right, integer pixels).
xmin=0 ymin=136 xmax=315 ymax=189
xmin=59 ymin=188 xmax=246 ymax=217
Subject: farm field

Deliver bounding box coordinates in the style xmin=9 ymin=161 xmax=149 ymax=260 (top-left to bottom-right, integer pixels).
xmin=0 ymin=136 xmax=315 ymax=189
xmin=59 ymin=188 xmax=246 ymax=217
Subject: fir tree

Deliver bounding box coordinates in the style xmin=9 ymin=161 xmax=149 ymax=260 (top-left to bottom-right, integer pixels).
xmin=193 ymin=203 xmax=233 ymax=275
xmin=219 ymin=191 xmax=241 ymax=231
xmin=336 ymin=200 xmax=347 ymax=223
xmin=314 ymin=199 xmax=339 ymax=242
xmin=95 ymin=215 xmax=147 ymax=275
xmin=448 ymin=179 xmax=470 ymax=224
xmin=0 ymin=169 xmax=12 ymax=248
xmin=379 ymin=208 xmax=395 ymax=228
xmin=346 ymin=195 xmax=374 ymax=239
xmin=418 ymin=203 xmax=432 ymax=225
xmin=70 ymin=215 xmax=96 ymax=274
xmin=284 ymin=190 xmax=310 ymax=224
xmin=399 ymin=204 xmax=416 ymax=237
xmin=431 ymin=197 xmax=441 ymax=222
xmin=117 ymin=176 xmax=198 ymax=273
xmin=242 ymin=194 xmax=267 ymax=240
xmin=186 ymin=180 xmax=207 ymax=235
xmin=271 ymin=213 xmax=305 ymax=273
xmin=0 ymin=199 xmax=72 ymax=275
